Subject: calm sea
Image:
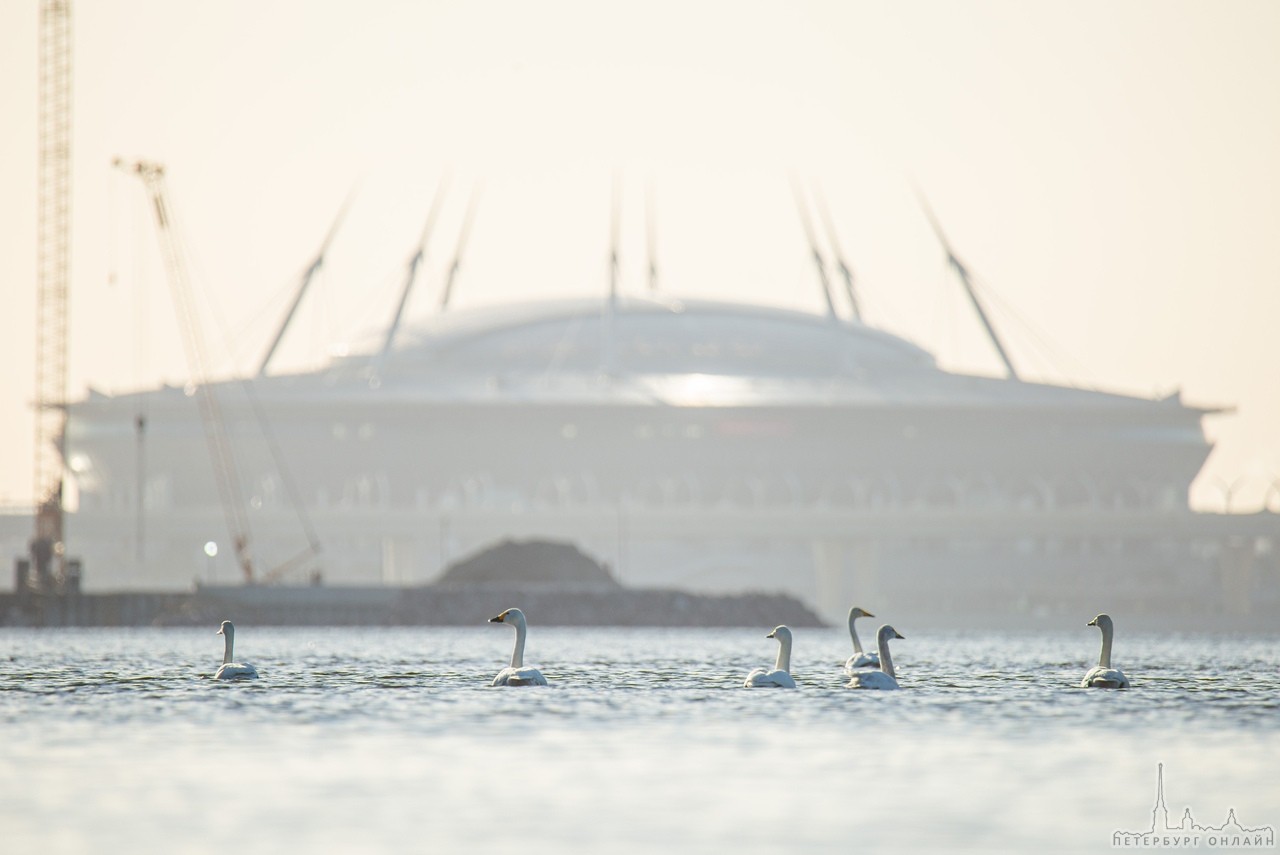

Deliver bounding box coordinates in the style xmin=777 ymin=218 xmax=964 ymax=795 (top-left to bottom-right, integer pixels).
xmin=1 ymin=624 xmax=1277 ymax=854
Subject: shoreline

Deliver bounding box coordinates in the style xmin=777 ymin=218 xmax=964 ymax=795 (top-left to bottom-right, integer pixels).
xmin=0 ymin=584 xmax=826 ymax=629
xmin=2 ymin=585 xmax=1276 ymax=633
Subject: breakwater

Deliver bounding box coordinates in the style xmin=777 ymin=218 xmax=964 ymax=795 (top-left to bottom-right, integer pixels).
xmin=0 ymin=584 xmax=825 ymax=628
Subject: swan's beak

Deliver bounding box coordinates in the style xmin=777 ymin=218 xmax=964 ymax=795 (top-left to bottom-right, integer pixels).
xmin=488 ymin=613 xmax=506 ymax=623
xmin=894 ymin=630 xmax=905 ymax=639
xmin=865 ymin=611 xmax=875 ymax=618
xmin=216 ymin=628 xmax=224 ymax=635
xmin=766 ymin=630 xmax=775 ymax=638
xmin=1087 ymin=617 xmax=1097 ymax=627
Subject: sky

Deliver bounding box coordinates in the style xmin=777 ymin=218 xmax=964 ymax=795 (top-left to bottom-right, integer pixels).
xmin=1 ymin=0 xmax=1278 ymax=513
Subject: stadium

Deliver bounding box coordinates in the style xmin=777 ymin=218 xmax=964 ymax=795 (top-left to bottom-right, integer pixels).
xmin=57 ymin=288 xmax=1270 ymax=624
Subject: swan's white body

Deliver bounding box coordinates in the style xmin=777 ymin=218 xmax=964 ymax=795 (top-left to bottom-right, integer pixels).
xmin=847 ymin=625 xmax=904 ymax=690
xmin=489 ymin=608 xmax=548 ymax=687
xmin=745 ymin=625 xmax=797 ymax=688
xmin=843 ymin=606 xmax=880 ymax=672
xmin=1081 ymin=613 xmax=1130 ymax=689
xmin=214 ymin=620 xmax=258 ymax=680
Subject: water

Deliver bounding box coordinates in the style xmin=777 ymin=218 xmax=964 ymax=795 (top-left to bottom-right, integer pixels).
xmin=2 ymin=625 xmax=1277 ymax=854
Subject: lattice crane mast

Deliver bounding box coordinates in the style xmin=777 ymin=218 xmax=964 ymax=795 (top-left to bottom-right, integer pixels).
xmin=29 ymin=0 xmax=74 ymax=592
xmin=115 ymin=159 xmax=258 ymax=584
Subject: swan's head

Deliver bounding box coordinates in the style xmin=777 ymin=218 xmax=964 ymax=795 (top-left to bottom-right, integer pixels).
xmin=766 ymin=625 xmax=792 ymax=643
xmin=877 ymin=624 xmax=905 ymax=642
xmin=847 ymin=606 xmax=874 ymax=621
xmin=1087 ymin=614 xmax=1114 ymax=632
xmin=217 ymin=620 xmax=234 ymax=637
xmin=489 ymin=608 xmax=527 ymax=627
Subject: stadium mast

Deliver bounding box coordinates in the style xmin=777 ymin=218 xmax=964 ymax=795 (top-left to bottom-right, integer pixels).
xmin=918 ymin=193 xmax=1021 ymax=381
xmin=789 ymin=178 xmax=839 ymax=320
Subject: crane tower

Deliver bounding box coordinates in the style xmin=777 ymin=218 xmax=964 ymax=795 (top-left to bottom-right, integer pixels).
xmin=28 ymin=0 xmax=75 ymax=592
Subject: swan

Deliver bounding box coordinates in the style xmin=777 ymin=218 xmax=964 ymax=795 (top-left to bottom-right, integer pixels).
xmin=843 ymin=606 xmax=880 ymax=672
xmin=744 ymin=625 xmax=797 ymax=688
xmin=847 ymin=625 xmax=904 ymax=690
xmin=1081 ymin=613 xmax=1131 ymax=688
xmin=488 ymin=608 xmax=549 ymax=686
xmin=214 ymin=620 xmax=258 ymax=680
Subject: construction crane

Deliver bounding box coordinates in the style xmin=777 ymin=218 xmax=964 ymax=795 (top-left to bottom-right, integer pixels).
xmin=115 ymin=159 xmax=258 ymax=584
xmin=27 ymin=0 xmax=76 ymax=594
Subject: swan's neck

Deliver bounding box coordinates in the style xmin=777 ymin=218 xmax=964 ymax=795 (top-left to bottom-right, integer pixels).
xmin=774 ymin=636 xmax=792 ymax=674
xmin=222 ymin=631 xmax=234 ymax=665
xmin=877 ymin=633 xmax=896 ymax=679
xmin=848 ymin=616 xmax=864 ymax=655
xmin=1097 ymin=624 xmax=1114 ymax=669
xmin=509 ymin=621 xmax=527 ymax=669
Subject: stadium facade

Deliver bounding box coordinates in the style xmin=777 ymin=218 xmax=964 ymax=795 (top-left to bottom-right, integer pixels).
xmin=51 ymin=294 xmax=1278 ymax=624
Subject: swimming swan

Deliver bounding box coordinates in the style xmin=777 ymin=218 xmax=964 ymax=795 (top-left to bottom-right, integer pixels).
xmin=843 ymin=606 xmax=880 ymax=672
xmin=744 ymin=625 xmax=797 ymax=688
xmin=1081 ymin=613 xmax=1130 ymax=689
xmin=214 ymin=620 xmax=258 ymax=680
xmin=847 ymin=625 xmax=904 ymax=690
xmin=488 ymin=608 xmax=549 ymax=686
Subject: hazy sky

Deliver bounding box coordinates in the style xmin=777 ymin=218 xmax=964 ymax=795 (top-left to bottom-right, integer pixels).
xmin=2 ymin=0 xmax=1278 ymax=512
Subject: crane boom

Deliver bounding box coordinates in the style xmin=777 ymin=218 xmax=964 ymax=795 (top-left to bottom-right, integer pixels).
xmin=117 ymin=160 xmax=257 ymax=583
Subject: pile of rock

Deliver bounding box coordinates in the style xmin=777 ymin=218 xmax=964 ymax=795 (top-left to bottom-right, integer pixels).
xmin=416 ymin=538 xmax=823 ymax=627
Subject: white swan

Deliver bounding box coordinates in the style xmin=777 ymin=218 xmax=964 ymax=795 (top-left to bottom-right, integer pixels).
xmin=214 ymin=620 xmax=258 ymax=680
xmin=488 ymin=608 xmax=549 ymax=686
xmin=843 ymin=606 xmax=880 ymax=672
xmin=744 ymin=625 xmax=797 ymax=688
xmin=1081 ymin=613 xmax=1131 ymax=689
xmin=847 ymin=625 xmax=904 ymax=690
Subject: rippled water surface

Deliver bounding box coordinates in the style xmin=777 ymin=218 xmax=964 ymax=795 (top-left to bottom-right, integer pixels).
xmin=2 ymin=625 xmax=1278 ymax=854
